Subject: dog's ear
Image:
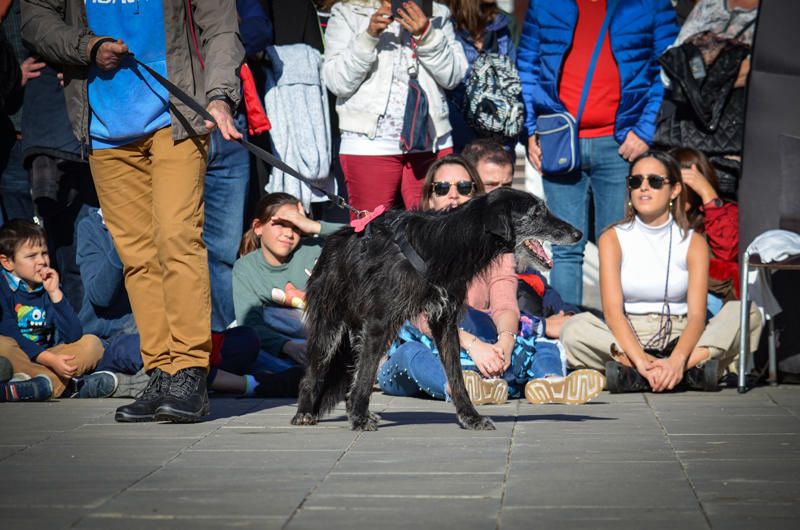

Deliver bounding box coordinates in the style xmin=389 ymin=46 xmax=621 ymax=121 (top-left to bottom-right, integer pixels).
xmin=484 ymin=203 xmax=513 ymax=241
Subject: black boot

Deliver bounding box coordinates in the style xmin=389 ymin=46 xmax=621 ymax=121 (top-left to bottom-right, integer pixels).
xmin=605 ymin=361 xmax=651 ymax=393
xmin=115 ymin=368 xmax=171 ymax=422
xmin=154 ymin=367 xmax=209 ymax=423
xmin=680 ymin=359 xmax=720 ymax=391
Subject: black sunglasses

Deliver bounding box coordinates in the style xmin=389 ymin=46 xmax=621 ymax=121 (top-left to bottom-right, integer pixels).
xmin=432 ymin=180 xmax=476 ymax=197
xmin=627 ymin=174 xmax=672 ymax=190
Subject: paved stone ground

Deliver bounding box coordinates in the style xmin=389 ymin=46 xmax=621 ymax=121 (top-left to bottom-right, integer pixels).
xmin=2 ymin=386 xmax=800 ymax=529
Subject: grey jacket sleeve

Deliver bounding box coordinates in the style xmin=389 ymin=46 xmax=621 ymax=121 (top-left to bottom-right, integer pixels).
xmin=192 ymin=0 xmax=244 ymax=107
xmin=20 ymin=0 xmax=95 ymax=65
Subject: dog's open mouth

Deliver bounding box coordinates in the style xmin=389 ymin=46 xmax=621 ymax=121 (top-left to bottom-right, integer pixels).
xmin=523 ymin=239 xmax=553 ymax=269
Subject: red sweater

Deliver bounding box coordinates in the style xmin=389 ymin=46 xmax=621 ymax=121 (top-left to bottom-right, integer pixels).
xmin=558 ymin=0 xmax=621 ymax=138
xmin=701 ymin=201 xmax=740 ymax=297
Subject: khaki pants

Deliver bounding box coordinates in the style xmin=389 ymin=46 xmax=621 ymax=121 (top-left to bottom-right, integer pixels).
xmin=0 ymin=335 xmax=104 ymax=397
xmin=89 ymin=126 xmax=211 ymax=374
xmin=562 ymin=301 xmax=763 ymax=375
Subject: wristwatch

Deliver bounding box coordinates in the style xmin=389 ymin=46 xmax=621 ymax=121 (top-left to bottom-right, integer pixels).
xmin=707 ymin=198 xmax=724 ymax=208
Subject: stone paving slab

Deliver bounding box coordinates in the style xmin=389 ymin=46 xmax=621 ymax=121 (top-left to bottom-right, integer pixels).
xmin=2 ymin=387 xmax=800 ymax=529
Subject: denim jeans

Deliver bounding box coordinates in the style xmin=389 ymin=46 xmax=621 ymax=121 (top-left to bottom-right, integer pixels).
xmin=0 ymin=136 xmax=34 ymax=222
xmin=378 ymin=341 xmax=449 ymax=400
xmin=542 ymin=135 xmax=629 ymax=306
xmin=203 ymin=113 xmax=249 ymax=331
xmin=97 ymin=327 xmax=260 ymax=385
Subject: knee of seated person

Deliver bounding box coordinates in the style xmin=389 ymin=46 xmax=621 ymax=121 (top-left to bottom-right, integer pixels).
xmin=393 ymin=341 xmax=432 ymax=362
xmin=558 ymin=314 xmax=581 ymax=344
xmin=0 ymin=336 xmax=19 ymax=349
xmin=79 ymin=335 xmax=105 ymax=357
xmin=224 ymin=326 xmax=260 ymax=348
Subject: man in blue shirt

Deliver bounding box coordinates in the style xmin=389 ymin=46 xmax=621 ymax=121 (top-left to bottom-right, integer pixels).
xmin=21 ymin=0 xmax=245 ymax=422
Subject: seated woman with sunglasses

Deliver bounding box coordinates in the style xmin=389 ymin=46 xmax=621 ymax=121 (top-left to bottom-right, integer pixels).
xmin=377 ymin=155 xmax=604 ymax=405
xmin=560 ymin=151 xmax=762 ymax=393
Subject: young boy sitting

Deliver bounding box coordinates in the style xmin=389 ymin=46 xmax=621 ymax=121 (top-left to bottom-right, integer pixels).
xmin=0 ymin=220 xmax=115 ymax=401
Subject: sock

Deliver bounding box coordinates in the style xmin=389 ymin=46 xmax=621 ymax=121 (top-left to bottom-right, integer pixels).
xmin=243 ymin=374 xmax=258 ymax=397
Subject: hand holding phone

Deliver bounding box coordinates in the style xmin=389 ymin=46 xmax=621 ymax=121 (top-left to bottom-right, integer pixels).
xmin=367 ymin=2 xmax=394 ymax=38
xmin=393 ymin=0 xmax=432 ymax=38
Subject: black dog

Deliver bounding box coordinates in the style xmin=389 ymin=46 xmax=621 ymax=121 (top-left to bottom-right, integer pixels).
xmin=291 ymin=188 xmax=581 ymax=431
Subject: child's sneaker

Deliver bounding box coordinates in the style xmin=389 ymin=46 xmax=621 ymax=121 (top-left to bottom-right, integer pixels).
xmin=462 ymin=370 xmax=508 ymax=405
xmin=0 ymin=356 xmax=12 ymax=383
xmin=0 ymin=374 xmax=53 ymax=402
xmin=69 ymin=371 xmax=118 ymax=399
xmin=524 ymin=369 xmax=604 ymax=405
xmin=112 ymin=369 xmax=151 ymax=398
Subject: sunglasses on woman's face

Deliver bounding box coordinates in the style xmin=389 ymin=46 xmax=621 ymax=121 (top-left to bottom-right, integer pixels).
xmin=627 ymin=174 xmax=672 ymax=190
xmin=432 ymin=180 xmax=476 ymax=197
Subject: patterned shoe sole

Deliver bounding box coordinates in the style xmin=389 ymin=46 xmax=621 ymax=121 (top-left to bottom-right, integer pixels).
xmin=525 ymin=369 xmax=604 ymax=405
xmin=463 ymin=371 xmax=508 ymax=405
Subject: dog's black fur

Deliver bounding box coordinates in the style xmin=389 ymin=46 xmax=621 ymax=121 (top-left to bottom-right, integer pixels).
xmin=291 ymin=188 xmax=581 ymax=430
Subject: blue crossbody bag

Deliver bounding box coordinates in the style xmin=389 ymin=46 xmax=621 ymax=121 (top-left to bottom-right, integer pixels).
xmin=536 ymin=0 xmax=618 ymax=175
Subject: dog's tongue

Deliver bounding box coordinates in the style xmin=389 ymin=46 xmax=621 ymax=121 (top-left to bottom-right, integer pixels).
xmin=525 ymin=239 xmax=553 ymax=269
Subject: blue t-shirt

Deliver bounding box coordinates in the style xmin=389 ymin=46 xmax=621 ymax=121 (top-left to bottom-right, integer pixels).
xmin=85 ymin=0 xmax=171 ymax=149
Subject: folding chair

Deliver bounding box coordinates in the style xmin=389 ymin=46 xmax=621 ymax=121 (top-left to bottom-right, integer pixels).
xmin=738 ymin=252 xmax=800 ymax=392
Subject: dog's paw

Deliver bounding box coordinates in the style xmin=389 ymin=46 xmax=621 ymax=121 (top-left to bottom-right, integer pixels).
xmin=458 ymin=414 xmax=496 ymax=431
xmin=349 ymin=413 xmax=379 ymax=431
xmin=291 ymin=412 xmax=318 ymax=426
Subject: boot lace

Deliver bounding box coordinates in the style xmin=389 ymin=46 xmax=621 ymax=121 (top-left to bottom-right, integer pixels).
xmin=141 ymin=369 xmax=170 ymax=400
xmin=168 ymin=369 xmax=203 ymax=400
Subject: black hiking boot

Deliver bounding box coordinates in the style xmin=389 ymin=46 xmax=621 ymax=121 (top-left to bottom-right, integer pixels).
xmin=115 ymin=368 xmax=171 ymax=422
xmin=154 ymin=367 xmax=209 ymax=423
xmin=605 ymin=361 xmax=651 ymax=393
xmin=680 ymin=359 xmax=720 ymax=391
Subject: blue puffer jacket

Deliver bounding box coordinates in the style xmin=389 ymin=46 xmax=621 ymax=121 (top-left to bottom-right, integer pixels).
xmin=517 ymin=0 xmax=678 ymax=144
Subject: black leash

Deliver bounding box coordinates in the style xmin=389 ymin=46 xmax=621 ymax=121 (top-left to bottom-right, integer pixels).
xmin=130 ymin=55 xmax=362 ymax=217
xmin=130 ymin=55 xmax=433 ymax=275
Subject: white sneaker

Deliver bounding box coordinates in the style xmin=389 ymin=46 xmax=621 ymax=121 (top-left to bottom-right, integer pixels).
xmin=524 ymin=369 xmax=604 ymax=405
xmin=462 ymin=371 xmax=508 ymax=405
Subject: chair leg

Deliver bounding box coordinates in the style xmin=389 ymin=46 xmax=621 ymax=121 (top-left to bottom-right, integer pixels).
xmin=738 ymin=254 xmax=751 ymax=393
xmin=761 ymin=267 xmax=779 ymax=386
xmin=768 ymin=317 xmax=777 ymax=385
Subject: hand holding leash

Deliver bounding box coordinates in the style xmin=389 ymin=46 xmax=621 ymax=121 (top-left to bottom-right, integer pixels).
xmin=88 ymin=37 xmax=128 ymax=70
xmin=205 ymin=99 xmax=242 ymax=140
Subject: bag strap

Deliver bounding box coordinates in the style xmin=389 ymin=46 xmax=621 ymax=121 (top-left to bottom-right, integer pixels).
xmin=483 ymin=29 xmax=499 ymax=55
xmin=130 ymin=55 xmax=361 ymax=216
xmin=732 ymin=16 xmax=756 ymax=41
xmin=575 ymin=0 xmax=619 ymax=125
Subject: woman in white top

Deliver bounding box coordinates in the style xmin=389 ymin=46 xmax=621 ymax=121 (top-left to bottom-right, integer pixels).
xmin=560 ymin=151 xmax=762 ymax=393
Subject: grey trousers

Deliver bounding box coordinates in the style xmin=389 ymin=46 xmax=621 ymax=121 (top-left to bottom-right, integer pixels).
xmin=561 ymin=301 xmax=763 ymax=374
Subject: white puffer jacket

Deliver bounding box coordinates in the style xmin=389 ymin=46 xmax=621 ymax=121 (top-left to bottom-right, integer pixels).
xmin=323 ymin=0 xmax=468 ymax=143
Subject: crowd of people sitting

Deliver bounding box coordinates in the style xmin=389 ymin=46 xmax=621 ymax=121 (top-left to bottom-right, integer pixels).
xmin=0 ymin=0 xmax=763 ymax=423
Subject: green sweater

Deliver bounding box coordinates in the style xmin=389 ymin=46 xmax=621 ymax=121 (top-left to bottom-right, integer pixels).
xmin=232 ymin=221 xmax=343 ymax=353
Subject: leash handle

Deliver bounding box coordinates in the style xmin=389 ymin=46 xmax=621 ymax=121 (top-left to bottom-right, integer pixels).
xmin=129 ymin=54 xmax=360 ymax=216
